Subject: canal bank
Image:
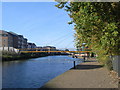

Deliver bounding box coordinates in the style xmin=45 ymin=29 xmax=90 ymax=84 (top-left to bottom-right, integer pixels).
xmin=2 ymin=52 xmax=70 ymax=61
xmin=2 ymin=53 xmax=49 ymax=61
xmin=41 ymin=58 xmax=118 ymax=88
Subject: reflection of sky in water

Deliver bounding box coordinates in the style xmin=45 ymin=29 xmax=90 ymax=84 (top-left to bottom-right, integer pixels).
xmin=2 ymin=55 xmax=83 ymax=88
xmin=33 ymin=56 xmax=82 ymax=64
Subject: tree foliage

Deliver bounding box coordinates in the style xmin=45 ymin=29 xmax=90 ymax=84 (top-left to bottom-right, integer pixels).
xmin=55 ymin=2 xmax=120 ymax=58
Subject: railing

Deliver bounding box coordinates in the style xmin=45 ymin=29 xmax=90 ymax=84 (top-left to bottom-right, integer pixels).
xmin=0 ymin=47 xmax=19 ymax=53
xmin=112 ymin=56 xmax=120 ymax=77
xmin=20 ymin=50 xmax=91 ymax=53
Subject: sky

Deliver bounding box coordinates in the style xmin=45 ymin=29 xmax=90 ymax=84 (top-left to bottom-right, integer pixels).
xmin=2 ymin=2 xmax=76 ymax=50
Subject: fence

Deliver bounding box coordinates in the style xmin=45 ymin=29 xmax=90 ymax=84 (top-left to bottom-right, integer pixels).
xmin=0 ymin=47 xmax=20 ymax=53
xmin=112 ymin=55 xmax=120 ymax=77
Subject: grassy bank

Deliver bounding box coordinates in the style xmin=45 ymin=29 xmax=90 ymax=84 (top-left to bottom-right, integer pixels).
xmin=2 ymin=52 xmax=48 ymax=61
xmin=1 ymin=51 xmax=69 ymax=61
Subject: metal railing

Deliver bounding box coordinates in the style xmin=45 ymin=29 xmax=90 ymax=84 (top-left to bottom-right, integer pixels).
xmin=20 ymin=50 xmax=91 ymax=53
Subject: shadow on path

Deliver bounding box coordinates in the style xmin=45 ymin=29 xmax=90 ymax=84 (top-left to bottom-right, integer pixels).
xmin=71 ymin=64 xmax=103 ymax=70
xmin=83 ymin=60 xmax=97 ymax=62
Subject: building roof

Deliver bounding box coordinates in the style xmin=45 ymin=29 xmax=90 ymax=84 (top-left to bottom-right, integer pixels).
xmin=36 ymin=46 xmax=42 ymax=48
xmin=18 ymin=35 xmax=23 ymax=37
xmin=0 ymin=30 xmax=8 ymax=34
xmin=28 ymin=42 xmax=36 ymax=46
xmin=28 ymin=42 xmax=32 ymax=45
xmin=43 ymin=46 xmax=56 ymax=48
xmin=9 ymin=31 xmax=18 ymax=36
xmin=24 ymin=38 xmax=27 ymax=40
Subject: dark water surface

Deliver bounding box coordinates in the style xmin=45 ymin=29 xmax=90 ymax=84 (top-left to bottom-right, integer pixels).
xmin=2 ymin=55 xmax=83 ymax=88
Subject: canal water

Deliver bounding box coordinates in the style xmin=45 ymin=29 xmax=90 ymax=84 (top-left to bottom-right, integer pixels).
xmin=2 ymin=55 xmax=83 ymax=88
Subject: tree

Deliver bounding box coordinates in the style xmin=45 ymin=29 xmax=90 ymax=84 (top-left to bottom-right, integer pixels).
xmin=55 ymin=2 xmax=120 ymax=64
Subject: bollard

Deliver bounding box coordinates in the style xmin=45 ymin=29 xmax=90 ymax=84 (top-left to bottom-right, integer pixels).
xmin=74 ymin=61 xmax=75 ymax=69
xmin=83 ymin=56 xmax=85 ymax=62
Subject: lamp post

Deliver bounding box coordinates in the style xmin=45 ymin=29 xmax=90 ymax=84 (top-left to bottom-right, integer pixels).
xmin=82 ymin=43 xmax=86 ymax=61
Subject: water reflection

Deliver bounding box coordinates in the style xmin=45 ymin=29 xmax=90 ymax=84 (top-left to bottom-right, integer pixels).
xmin=2 ymin=55 xmax=82 ymax=88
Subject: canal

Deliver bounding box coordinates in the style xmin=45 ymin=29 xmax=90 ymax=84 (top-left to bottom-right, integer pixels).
xmin=2 ymin=55 xmax=83 ymax=88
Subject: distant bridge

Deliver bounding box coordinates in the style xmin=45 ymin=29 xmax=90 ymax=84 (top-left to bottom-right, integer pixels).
xmin=20 ymin=50 xmax=91 ymax=53
xmin=19 ymin=48 xmax=91 ymax=53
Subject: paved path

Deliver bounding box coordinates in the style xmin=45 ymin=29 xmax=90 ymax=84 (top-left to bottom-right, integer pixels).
xmin=41 ymin=58 xmax=118 ymax=88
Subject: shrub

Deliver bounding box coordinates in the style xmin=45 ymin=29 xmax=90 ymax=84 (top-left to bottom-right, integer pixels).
xmin=105 ymin=59 xmax=113 ymax=71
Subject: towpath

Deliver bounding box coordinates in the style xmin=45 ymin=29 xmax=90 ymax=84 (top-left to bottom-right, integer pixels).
xmin=42 ymin=58 xmax=118 ymax=88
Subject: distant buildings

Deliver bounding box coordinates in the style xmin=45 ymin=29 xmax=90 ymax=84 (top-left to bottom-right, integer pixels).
xmin=0 ymin=30 xmax=14 ymax=47
xmin=36 ymin=46 xmax=42 ymax=51
xmin=42 ymin=46 xmax=56 ymax=51
xmin=0 ymin=30 xmax=57 ymax=51
xmin=0 ymin=30 xmax=28 ymax=49
xmin=27 ymin=43 xmax=36 ymax=49
xmin=8 ymin=32 xmax=28 ymax=49
xmin=35 ymin=46 xmax=57 ymax=51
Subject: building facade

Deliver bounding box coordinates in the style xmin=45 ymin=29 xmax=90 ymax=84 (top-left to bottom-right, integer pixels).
xmin=27 ymin=43 xmax=36 ymax=49
xmin=0 ymin=30 xmax=14 ymax=47
xmin=18 ymin=35 xmax=27 ymax=49
xmin=0 ymin=30 xmax=28 ymax=49
xmin=8 ymin=32 xmax=19 ymax=48
xmin=42 ymin=46 xmax=56 ymax=51
xmin=36 ymin=46 xmax=43 ymax=51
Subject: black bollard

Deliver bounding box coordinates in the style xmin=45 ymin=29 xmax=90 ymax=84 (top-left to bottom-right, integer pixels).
xmin=83 ymin=56 xmax=85 ymax=62
xmin=74 ymin=61 xmax=75 ymax=69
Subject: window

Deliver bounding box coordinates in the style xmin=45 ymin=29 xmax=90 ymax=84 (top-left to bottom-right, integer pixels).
xmin=2 ymin=34 xmax=8 ymax=37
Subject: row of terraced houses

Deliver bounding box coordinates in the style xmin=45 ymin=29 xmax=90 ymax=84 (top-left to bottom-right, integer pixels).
xmin=0 ymin=30 xmax=56 ymax=51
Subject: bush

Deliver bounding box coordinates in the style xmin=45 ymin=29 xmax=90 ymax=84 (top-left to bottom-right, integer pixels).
xmin=105 ymin=59 xmax=113 ymax=71
xmin=97 ymin=54 xmax=113 ymax=71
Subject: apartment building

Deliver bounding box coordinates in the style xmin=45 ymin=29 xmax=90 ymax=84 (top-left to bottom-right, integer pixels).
xmin=24 ymin=38 xmax=27 ymax=48
xmin=36 ymin=46 xmax=43 ymax=51
xmin=8 ymin=31 xmax=19 ymax=48
xmin=0 ymin=30 xmax=28 ymax=49
xmin=0 ymin=30 xmax=13 ymax=47
xmin=42 ymin=46 xmax=56 ymax=51
xmin=9 ymin=32 xmax=27 ymax=49
xmin=27 ymin=43 xmax=36 ymax=49
xmin=18 ymin=35 xmax=27 ymax=49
